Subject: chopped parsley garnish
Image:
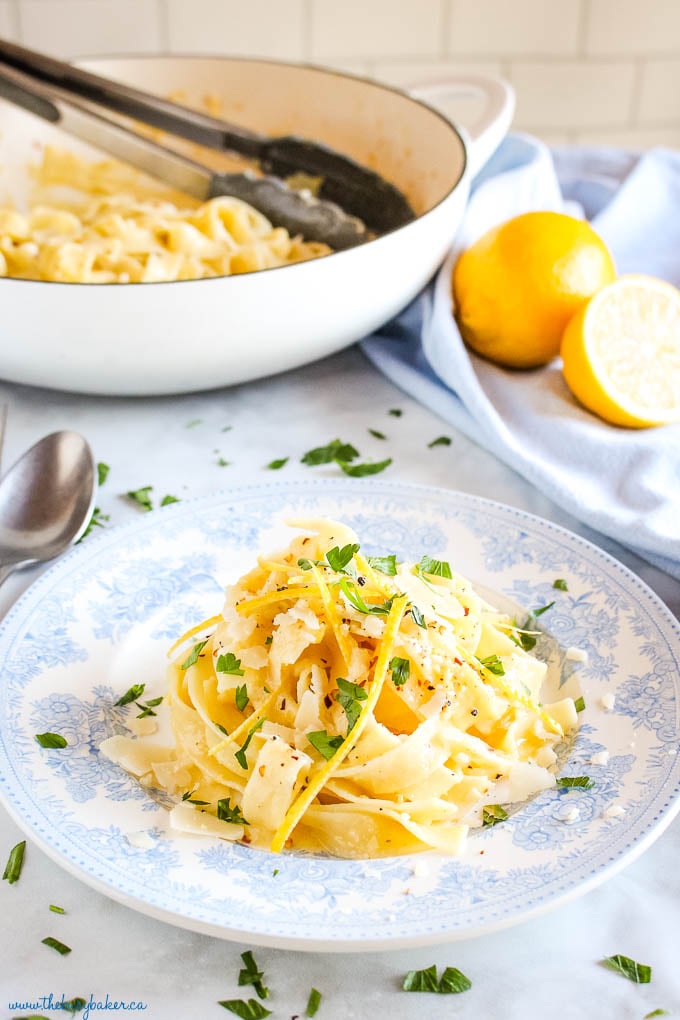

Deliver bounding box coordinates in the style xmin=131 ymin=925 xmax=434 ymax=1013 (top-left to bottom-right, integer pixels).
xmin=326 ymin=543 xmax=359 ymax=573
xmin=160 ymin=494 xmax=180 ymax=506
xmin=235 ymin=718 xmax=265 ymax=770
xmin=217 ymin=798 xmax=249 ymax=826
xmin=266 ymin=457 xmax=289 ymax=470
xmin=334 ymin=677 xmax=368 ymax=734
xmin=338 ymin=578 xmax=395 ymax=616
xmin=368 ymin=428 xmax=387 ymax=439
xmin=185 ymin=418 xmax=202 ymax=428
xmin=482 ymin=804 xmax=508 ymax=827
xmin=144 ymin=696 xmax=163 ymax=708
xmin=552 ymin=578 xmax=569 ymax=590
xmin=389 ymin=656 xmax=410 ymax=687
xmin=114 ymin=683 xmax=146 ymax=706
xmin=418 ymin=555 xmax=452 ymax=579
xmin=306 ymin=987 xmax=322 ymax=1017
xmin=335 ymin=457 xmax=392 ymax=476
xmin=41 ymin=935 xmax=72 ymax=955
xmin=410 ymin=604 xmax=426 ymax=628
xmin=574 ymin=696 xmax=586 ymax=712
xmin=388 ymin=408 xmax=403 ymax=417
xmin=235 ymin=684 xmax=250 ymax=712
xmin=214 ymin=722 xmax=229 ymax=735
xmin=3 ymin=840 xmax=26 ymax=883
xmin=556 ymin=776 xmax=594 ymax=789
xmin=78 ymin=505 xmax=110 ymax=541
xmin=97 ymin=461 xmax=110 ymax=486
xmin=297 ymin=557 xmax=316 ymax=571
xmin=403 ymin=964 xmax=471 ymax=994
xmin=601 ymin=954 xmax=652 ymax=983
xmin=307 ymin=730 xmax=344 ymax=760
xmin=477 ymin=654 xmax=505 ymax=676
xmin=62 ymin=997 xmax=87 ymax=1014
xmin=35 ymin=732 xmax=68 ymax=748
xmin=301 ymin=439 xmax=359 ymax=466
xmin=238 ymin=950 xmax=268 ymax=999
xmin=218 ymin=1000 xmax=271 ymax=1019
xmin=511 ymin=621 xmax=538 ymax=651
xmin=272 ymin=868 xmax=279 ymax=877
xmin=126 ymin=485 xmax=154 ymax=511
xmin=532 ymin=601 xmax=555 ymax=617
xmin=181 ymin=790 xmax=210 ymax=806
xmin=49 ymin=904 xmax=66 ymax=914
xmin=264 ymin=636 xmax=273 ymax=646
xmin=135 ymin=702 xmax=157 ymax=719
xmin=428 ymin=436 xmax=451 ymax=448
xmin=366 ymin=554 xmax=397 ymax=575
xmin=216 ymin=652 xmax=245 ymax=676
xmin=181 ymin=640 xmax=209 ymax=670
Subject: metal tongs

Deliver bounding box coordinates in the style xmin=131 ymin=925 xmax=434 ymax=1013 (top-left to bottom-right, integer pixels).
xmin=0 ymin=38 xmax=415 ymax=249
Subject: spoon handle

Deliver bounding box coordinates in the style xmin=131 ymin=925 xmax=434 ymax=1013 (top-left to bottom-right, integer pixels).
xmin=0 ymin=563 xmax=17 ymax=587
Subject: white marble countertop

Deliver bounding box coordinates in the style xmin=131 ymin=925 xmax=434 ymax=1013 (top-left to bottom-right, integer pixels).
xmin=0 ymin=347 xmax=678 ymax=1020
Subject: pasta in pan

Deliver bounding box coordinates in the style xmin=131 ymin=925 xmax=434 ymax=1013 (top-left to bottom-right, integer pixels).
xmin=101 ymin=519 xmax=578 ymax=858
xmin=0 ymin=146 xmax=330 ymax=282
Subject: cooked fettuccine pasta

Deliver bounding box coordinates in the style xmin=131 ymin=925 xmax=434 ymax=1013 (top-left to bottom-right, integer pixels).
xmin=0 ymin=146 xmax=330 ymax=282
xmin=101 ymin=519 xmax=578 ymax=858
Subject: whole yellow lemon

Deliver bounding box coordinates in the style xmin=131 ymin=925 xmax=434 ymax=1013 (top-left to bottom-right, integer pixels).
xmin=452 ymin=211 xmax=616 ymax=368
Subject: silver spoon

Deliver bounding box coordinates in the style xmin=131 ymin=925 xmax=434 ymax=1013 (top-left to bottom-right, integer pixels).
xmin=0 ymin=430 xmax=96 ymax=586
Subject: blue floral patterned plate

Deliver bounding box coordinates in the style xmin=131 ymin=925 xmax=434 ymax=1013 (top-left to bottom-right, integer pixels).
xmin=0 ymin=480 xmax=678 ymax=950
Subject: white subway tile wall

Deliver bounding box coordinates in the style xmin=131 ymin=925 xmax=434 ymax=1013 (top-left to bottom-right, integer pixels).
xmin=4 ymin=0 xmax=679 ymax=147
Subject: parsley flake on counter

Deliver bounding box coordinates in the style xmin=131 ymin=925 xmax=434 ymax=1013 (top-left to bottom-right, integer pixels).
xmin=218 ymin=1000 xmax=271 ymax=1019
xmin=307 ymin=730 xmax=344 ymax=760
xmin=217 ymin=652 xmax=245 ymax=676
xmin=601 ymin=954 xmax=652 ymax=984
xmin=552 ymin=578 xmax=569 ymax=591
xmin=368 ymin=428 xmax=387 ymax=440
xmin=334 ymin=677 xmax=368 ymax=733
xmin=186 ymin=418 xmax=202 ymax=428
xmin=35 ymin=732 xmax=68 ymax=749
xmin=235 ymin=718 xmax=265 ymax=770
xmin=160 ymin=494 xmax=180 ymax=506
xmin=306 ymin=987 xmax=322 ymax=1017
xmin=335 ymin=457 xmax=392 ymax=477
xmin=574 ymin=696 xmax=586 ymax=713
xmin=97 ymin=462 xmax=110 ymax=486
xmin=217 ymin=798 xmax=249 ymax=826
xmin=388 ymin=408 xmax=403 ymax=417
xmin=235 ymin=684 xmax=250 ymax=712
xmin=644 ymin=1010 xmax=669 ymax=1017
xmin=267 ymin=457 xmax=289 ymax=470
xmin=366 ymin=554 xmax=397 ymax=575
xmin=389 ymin=656 xmax=410 ymax=687
xmin=532 ymin=601 xmax=555 ymax=617
xmin=326 ymin=543 xmax=359 ymax=573
xmin=478 ymin=654 xmax=505 ymax=676
xmin=180 ymin=640 xmax=208 ymax=671
xmin=114 ymin=683 xmax=145 ymax=706
xmin=301 ymin=439 xmax=358 ymax=466
xmin=3 ymin=840 xmax=26 ymax=884
xmin=482 ymin=804 xmax=508 ymax=827
xmin=62 ymin=997 xmax=87 ymax=1015
xmin=238 ymin=950 xmax=268 ymax=999
xmin=557 ymin=776 xmax=594 ymax=789
xmin=126 ymin=485 xmax=153 ymax=511
xmin=49 ymin=904 xmax=66 ymax=914
xmin=78 ymin=506 xmax=110 ymax=541
xmin=418 ymin=555 xmax=452 ymax=579
xmin=41 ymin=936 xmax=72 ymax=955
xmin=403 ymin=963 xmax=471 ymax=994
xmin=217 ymin=457 xmax=231 ymax=467
xmin=428 ymin=435 xmax=451 ymax=448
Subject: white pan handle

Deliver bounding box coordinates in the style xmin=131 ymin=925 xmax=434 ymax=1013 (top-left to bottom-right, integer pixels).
xmin=409 ymin=76 xmax=514 ymax=180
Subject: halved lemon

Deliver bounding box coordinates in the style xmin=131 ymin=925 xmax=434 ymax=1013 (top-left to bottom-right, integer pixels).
xmin=561 ymin=275 xmax=680 ymax=428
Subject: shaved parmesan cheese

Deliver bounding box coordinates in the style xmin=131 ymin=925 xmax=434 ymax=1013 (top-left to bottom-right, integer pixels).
xmin=168 ymin=802 xmax=243 ymax=840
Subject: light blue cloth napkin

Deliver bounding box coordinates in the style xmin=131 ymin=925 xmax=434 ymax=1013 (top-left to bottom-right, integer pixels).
xmin=361 ymin=135 xmax=680 ymax=579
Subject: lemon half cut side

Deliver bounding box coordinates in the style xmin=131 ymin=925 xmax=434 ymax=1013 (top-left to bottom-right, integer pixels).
xmin=561 ymin=275 xmax=680 ymax=428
